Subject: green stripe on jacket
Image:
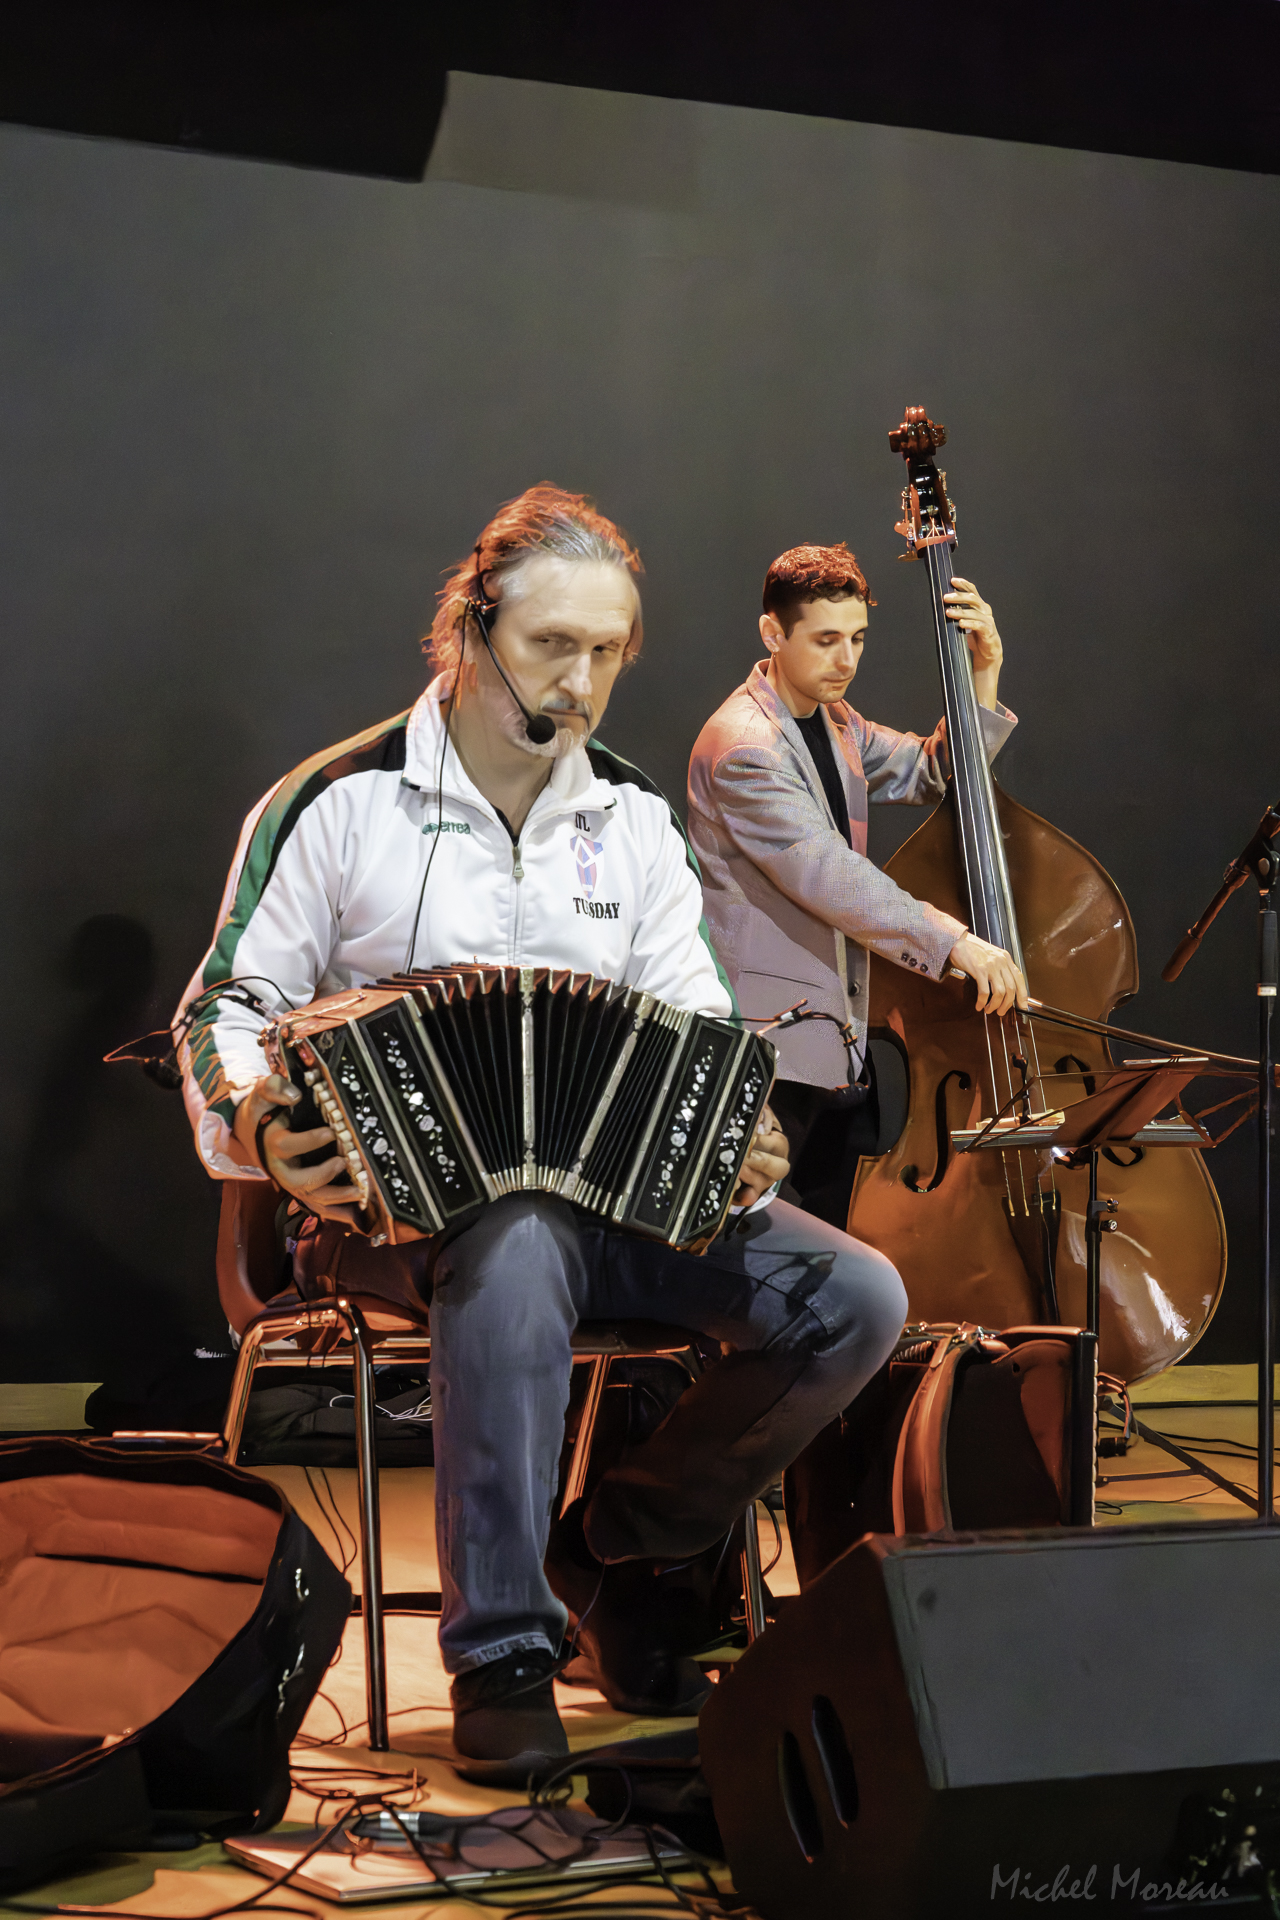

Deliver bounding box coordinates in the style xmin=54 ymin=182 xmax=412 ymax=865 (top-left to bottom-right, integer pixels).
xmin=187 ymin=709 xmax=411 ymax=1119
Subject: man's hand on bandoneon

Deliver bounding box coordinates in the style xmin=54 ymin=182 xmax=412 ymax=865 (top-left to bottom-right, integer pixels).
xmin=947 ymin=933 xmax=1029 ymax=1019
xmin=734 ymin=1104 xmax=790 ymax=1208
xmin=232 ymin=1072 xmax=362 ymax=1226
xmin=236 ymin=1074 xmax=790 ymax=1220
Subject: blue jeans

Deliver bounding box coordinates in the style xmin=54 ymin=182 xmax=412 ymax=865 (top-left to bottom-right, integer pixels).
xmin=428 ymin=1196 xmax=907 ymax=1673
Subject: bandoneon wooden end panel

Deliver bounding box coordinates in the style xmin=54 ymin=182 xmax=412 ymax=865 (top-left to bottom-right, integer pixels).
xmin=264 ymin=966 xmax=775 ymax=1254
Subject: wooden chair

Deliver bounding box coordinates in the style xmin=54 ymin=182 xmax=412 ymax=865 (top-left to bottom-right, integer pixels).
xmin=216 ymin=1187 xmax=768 ymax=1751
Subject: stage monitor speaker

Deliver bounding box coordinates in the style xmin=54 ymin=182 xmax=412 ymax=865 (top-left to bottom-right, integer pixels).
xmin=700 ymin=1523 xmax=1280 ymax=1918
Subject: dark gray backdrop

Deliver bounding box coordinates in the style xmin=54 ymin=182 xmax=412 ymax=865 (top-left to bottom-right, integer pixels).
xmin=2 ymin=73 xmax=1276 ymax=1380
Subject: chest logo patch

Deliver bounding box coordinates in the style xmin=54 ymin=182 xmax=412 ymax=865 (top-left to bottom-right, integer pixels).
xmin=570 ymin=829 xmax=604 ymax=901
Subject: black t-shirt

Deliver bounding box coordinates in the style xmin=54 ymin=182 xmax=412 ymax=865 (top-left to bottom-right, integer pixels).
xmin=795 ymin=708 xmax=852 ymax=848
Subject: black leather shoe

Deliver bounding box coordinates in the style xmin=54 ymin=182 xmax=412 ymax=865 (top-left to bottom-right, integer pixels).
xmin=450 ymin=1648 xmax=569 ymax=1788
xmin=571 ymin=1564 xmax=713 ymax=1718
xmin=546 ymin=1506 xmax=712 ymax=1718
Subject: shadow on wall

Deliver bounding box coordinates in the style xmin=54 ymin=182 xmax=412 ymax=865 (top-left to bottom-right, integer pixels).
xmin=0 ymin=913 xmax=205 ymax=1383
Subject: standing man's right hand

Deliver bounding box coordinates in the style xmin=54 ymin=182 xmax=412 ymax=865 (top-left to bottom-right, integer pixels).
xmin=947 ymin=934 xmax=1028 ymax=1017
xmin=231 ymin=1073 xmax=361 ymax=1225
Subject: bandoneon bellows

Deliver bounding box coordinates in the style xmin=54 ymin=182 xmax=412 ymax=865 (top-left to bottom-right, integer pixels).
xmin=266 ymin=966 xmax=776 ymax=1253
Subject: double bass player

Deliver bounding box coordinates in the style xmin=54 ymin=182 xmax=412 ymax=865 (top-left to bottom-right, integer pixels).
xmin=687 ymin=540 xmax=1027 ymax=1224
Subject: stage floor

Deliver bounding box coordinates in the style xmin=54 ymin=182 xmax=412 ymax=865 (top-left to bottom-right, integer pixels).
xmin=8 ymin=1363 xmax=1273 ymax=1916
xmin=1102 ymin=1362 xmax=1269 ymax=1524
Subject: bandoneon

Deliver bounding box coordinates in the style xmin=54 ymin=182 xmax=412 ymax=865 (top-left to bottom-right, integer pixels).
xmin=265 ymin=966 xmax=776 ymax=1254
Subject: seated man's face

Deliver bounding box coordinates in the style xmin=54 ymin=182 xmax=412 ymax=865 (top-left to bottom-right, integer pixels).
xmin=767 ymin=595 xmax=868 ymax=708
xmin=485 ymin=554 xmax=639 ymax=758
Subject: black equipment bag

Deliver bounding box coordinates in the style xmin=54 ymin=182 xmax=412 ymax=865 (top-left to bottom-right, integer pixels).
xmin=236 ymin=1367 xmax=434 ymax=1468
xmin=0 ymin=1436 xmax=351 ymax=1894
xmin=783 ymin=1322 xmax=1097 ymax=1588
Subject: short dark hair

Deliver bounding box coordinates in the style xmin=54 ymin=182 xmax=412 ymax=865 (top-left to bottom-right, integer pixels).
xmin=762 ymin=542 xmax=875 ymax=634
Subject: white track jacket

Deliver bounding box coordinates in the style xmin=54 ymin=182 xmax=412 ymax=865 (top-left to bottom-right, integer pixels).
xmin=177 ymin=678 xmax=734 ymax=1178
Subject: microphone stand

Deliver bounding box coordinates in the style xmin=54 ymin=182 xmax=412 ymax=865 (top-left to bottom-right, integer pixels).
xmin=1162 ymin=801 xmax=1280 ymax=1523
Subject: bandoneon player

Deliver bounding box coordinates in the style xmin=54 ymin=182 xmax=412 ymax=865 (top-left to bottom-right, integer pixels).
xmin=175 ymin=486 xmax=908 ymax=1781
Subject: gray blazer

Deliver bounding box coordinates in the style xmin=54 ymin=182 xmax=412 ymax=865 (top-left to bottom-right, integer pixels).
xmin=687 ymin=661 xmax=1016 ymax=1087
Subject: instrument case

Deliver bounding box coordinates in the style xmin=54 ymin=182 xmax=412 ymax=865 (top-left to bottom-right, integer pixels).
xmin=784 ymin=1321 xmax=1098 ymax=1587
xmin=0 ymin=1436 xmax=350 ymax=1893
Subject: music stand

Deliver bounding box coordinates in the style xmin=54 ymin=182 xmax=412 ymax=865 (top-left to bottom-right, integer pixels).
xmin=952 ymin=1059 xmax=1209 ymax=1339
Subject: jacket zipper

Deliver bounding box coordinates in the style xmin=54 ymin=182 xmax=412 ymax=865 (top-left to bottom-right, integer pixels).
xmin=510 ymin=837 xmax=525 ymax=963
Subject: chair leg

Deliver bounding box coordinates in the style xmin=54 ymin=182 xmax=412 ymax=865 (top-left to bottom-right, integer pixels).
xmin=561 ymin=1355 xmax=610 ymax=1516
xmin=740 ymin=1500 xmax=767 ymax=1644
xmin=346 ymin=1301 xmax=389 ymax=1752
xmin=221 ymin=1320 xmax=272 ymax=1462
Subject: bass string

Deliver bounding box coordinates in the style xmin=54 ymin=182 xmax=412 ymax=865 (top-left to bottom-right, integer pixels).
xmin=930 ymin=540 xmax=989 ymax=909
xmin=1011 ymin=1006 xmax=1059 ymax=1223
xmin=987 ymin=1015 xmax=1019 ymax=1213
xmin=995 ymin=1011 xmax=1032 ymax=1213
xmin=932 ymin=539 xmax=1005 ymax=947
xmin=956 ymin=535 xmax=1057 ymax=1217
xmin=932 ymin=542 xmax=997 ymax=915
xmin=929 ymin=542 xmax=1019 ymax=1213
xmin=924 ymin=537 xmax=1013 ymax=1213
xmin=936 ymin=548 xmax=1021 ymax=1197
xmin=1022 ymin=1009 xmax=1060 ymax=1223
xmin=930 ymin=540 xmax=1052 ymax=1223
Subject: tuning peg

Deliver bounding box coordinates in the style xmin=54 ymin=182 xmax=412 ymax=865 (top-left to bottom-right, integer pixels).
xmin=889 ymin=407 xmax=948 ymax=457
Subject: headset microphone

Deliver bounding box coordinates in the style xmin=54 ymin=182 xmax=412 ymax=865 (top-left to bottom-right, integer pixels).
xmin=467 ymin=596 xmax=557 ymax=745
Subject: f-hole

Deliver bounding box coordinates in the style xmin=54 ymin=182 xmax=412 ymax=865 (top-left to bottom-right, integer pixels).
xmin=1056 ymin=1052 xmax=1144 ymax=1167
xmin=901 ymin=1069 xmax=971 ymax=1193
xmin=1055 ymin=1052 xmax=1096 ymax=1098
xmin=777 ymin=1729 xmax=824 ymax=1862
xmin=811 ymin=1695 xmax=859 ymax=1826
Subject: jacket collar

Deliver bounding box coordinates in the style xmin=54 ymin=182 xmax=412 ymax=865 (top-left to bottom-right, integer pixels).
xmin=743 ymin=660 xmax=852 ymax=750
xmin=404 ymin=678 xmax=616 ymax=822
xmin=742 ymin=661 xmax=860 ymax=831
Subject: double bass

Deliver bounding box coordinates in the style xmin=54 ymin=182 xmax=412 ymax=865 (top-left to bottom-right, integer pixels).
xmin=846 ymin=408 xmax=1226 ymax=1385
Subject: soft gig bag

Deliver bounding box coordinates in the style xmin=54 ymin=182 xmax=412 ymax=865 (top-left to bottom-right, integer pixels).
xmin=784 ymin=1322 xmax=1098 ymax=1590
xmin=0 ymin=1437 xmax=351 ymax=1893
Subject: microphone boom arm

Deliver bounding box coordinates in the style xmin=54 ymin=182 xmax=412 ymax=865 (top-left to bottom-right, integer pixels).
xmin=1162 ymin=801 xmax=1280 ymax=983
